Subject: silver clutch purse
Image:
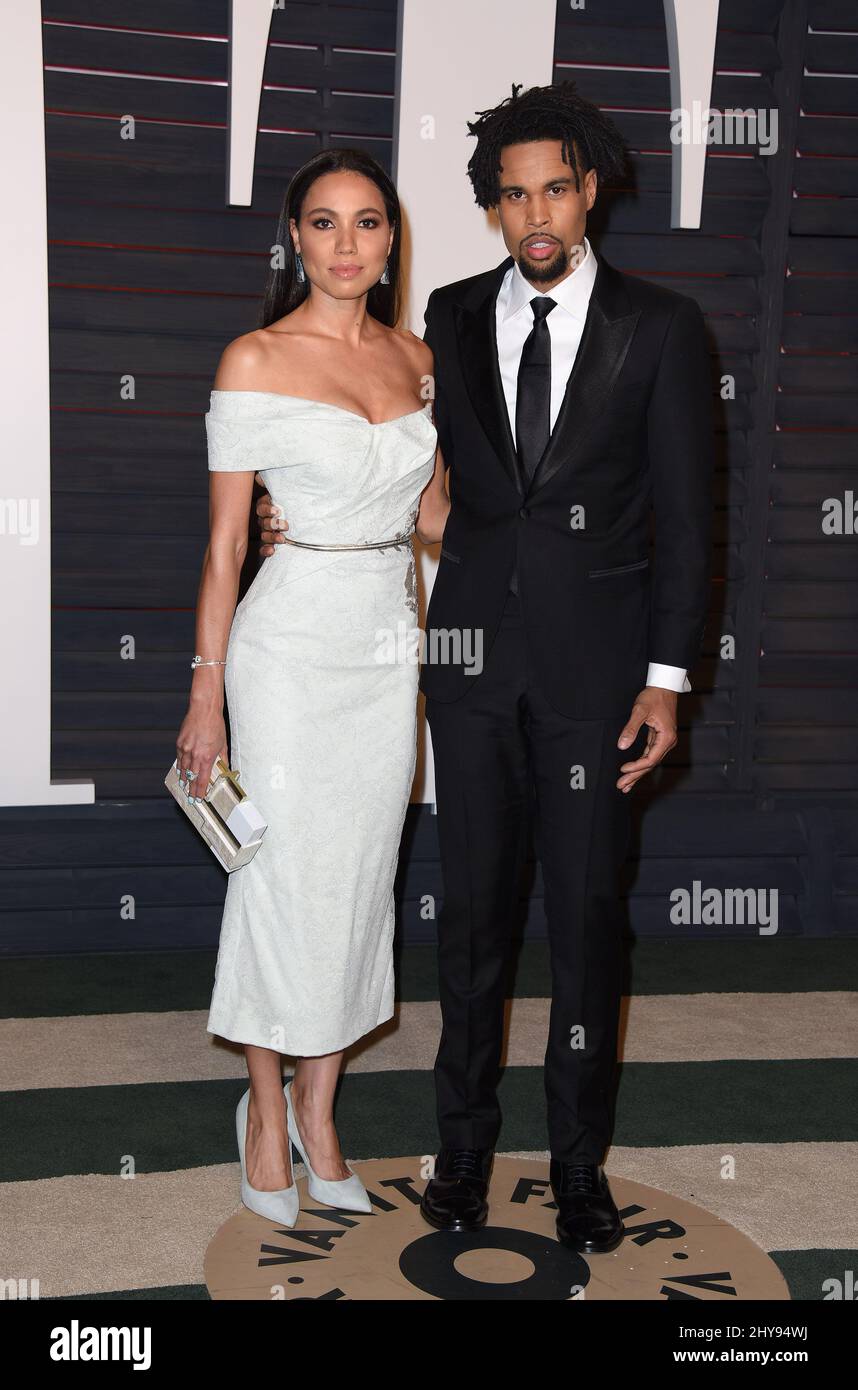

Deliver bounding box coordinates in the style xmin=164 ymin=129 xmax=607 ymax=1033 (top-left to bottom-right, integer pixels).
xmin=165 ymin=755 xmax=268 ymax=872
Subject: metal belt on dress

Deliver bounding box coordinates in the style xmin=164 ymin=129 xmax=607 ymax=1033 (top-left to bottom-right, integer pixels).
xmin=278 ymin=529 xmax=412 ymax=551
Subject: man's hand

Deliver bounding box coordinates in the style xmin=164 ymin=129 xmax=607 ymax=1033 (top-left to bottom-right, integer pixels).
xmin=254 ymin=474 xmax=288 ymax=557
xmin=616 ymin=687 xmax=679 ymax=793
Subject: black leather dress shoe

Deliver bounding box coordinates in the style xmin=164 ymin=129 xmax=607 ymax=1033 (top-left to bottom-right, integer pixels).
xmin=550 ymin=1161 xmax=624 ymax=1254
xmin=419 ymin=1148 xmax=494 ymax=1231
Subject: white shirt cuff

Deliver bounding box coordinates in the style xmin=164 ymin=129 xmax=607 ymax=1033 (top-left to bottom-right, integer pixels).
xmin=646 ymin=663 xmax=691 ymax=693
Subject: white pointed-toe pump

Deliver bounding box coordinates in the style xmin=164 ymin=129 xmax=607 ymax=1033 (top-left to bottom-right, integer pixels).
xmin=236 ymin=1088 xmax=299 ymax=1226
xmin=284 ymin=1080 xmax=372 ymax=1213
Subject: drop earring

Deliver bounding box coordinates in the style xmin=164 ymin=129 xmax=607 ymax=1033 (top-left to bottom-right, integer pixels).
xmin=295 ymin=252 xmax=306 ymax=284
xmin=380 ymin=259 xmax=390 ymax=285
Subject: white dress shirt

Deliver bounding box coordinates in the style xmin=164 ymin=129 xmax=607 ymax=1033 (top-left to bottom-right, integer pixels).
xmin=495 ymin=238 xmax=691 ymax=694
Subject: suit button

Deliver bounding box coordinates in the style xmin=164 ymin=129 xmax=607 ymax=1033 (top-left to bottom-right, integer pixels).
xmin=519 ymin=506 xmax=529 ymax=519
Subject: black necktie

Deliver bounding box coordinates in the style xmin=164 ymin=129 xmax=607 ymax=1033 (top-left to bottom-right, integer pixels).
xmin=515 ymin=296 xmax=557 ymax=486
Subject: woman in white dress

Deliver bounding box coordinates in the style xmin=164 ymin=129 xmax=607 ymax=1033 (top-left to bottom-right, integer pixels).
xmin=174 ymin=149 xmax=449 ymax=1224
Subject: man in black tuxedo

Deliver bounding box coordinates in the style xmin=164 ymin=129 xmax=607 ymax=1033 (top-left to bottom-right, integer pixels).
xmin=414 ymin=82 xmax=713 ymax=1253
xmin=256 ymin=82 xmax=713 ymax=1255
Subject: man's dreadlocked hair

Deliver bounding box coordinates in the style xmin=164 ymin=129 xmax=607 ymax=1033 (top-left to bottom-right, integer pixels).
xmin=466 ymin=81 xmax=627 ymax=210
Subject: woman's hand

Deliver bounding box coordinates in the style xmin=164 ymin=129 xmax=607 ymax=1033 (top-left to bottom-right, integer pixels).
xmin=415 ymin=442 xmax=450 ymax=544
xmin=175 ymin=706 xmax=228 ymax=803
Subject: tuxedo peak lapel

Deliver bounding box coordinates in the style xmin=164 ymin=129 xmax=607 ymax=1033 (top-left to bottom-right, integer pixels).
xmin=525 ymin=258 xmax=640 ymax=499
xmin=454 ymin=258 xmax=524 ymax=496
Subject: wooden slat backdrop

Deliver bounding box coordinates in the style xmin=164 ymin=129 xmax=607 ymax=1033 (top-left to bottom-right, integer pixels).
xmin=765 ymin=4 xmax=858 ymax=796
xmin=0 ymin=0 xmax=854 ymax=952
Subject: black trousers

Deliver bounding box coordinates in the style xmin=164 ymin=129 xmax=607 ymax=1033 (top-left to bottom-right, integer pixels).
xmin=425 ymin=588 xmax=636 ymax=1163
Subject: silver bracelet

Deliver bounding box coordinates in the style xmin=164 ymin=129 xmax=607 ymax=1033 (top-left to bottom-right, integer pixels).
xmin=191 ymin=655 xmax=226 ymax=670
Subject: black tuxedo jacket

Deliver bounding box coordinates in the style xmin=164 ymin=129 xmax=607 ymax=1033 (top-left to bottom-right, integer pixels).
xmin=419 ymin=253 xmax=715 ymax=719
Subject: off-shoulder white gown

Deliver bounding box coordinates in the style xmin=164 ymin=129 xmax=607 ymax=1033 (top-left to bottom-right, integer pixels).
xmin=204 ymin=389 xmax=437 ymax=1055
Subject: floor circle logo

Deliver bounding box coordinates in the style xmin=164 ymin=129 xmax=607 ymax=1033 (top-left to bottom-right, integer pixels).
xmin=204 ymin=1156 xmax=790 ymax=1301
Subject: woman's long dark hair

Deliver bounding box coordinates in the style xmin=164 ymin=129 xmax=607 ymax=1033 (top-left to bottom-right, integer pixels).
xmin=259 ymin=148 xmax=402 ymax=328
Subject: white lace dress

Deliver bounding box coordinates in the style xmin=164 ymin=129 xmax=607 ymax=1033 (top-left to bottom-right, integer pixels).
xmin=203 ymin=389 xmax=437 ymax=1054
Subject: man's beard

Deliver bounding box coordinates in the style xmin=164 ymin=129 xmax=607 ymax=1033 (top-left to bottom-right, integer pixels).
xmin=517 ymin=240 xmax=567 ymax=283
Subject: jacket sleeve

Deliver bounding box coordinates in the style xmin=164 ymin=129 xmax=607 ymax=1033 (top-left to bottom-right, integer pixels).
xmin=646 ymin=295 xmax=715 ymax=672
xmin=423 ymin=289 xmax=454 ymax=470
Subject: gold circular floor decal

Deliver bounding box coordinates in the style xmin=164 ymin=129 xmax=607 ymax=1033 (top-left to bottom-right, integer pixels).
xmin=204 ymin=1157 xmax=789 ymax=1301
